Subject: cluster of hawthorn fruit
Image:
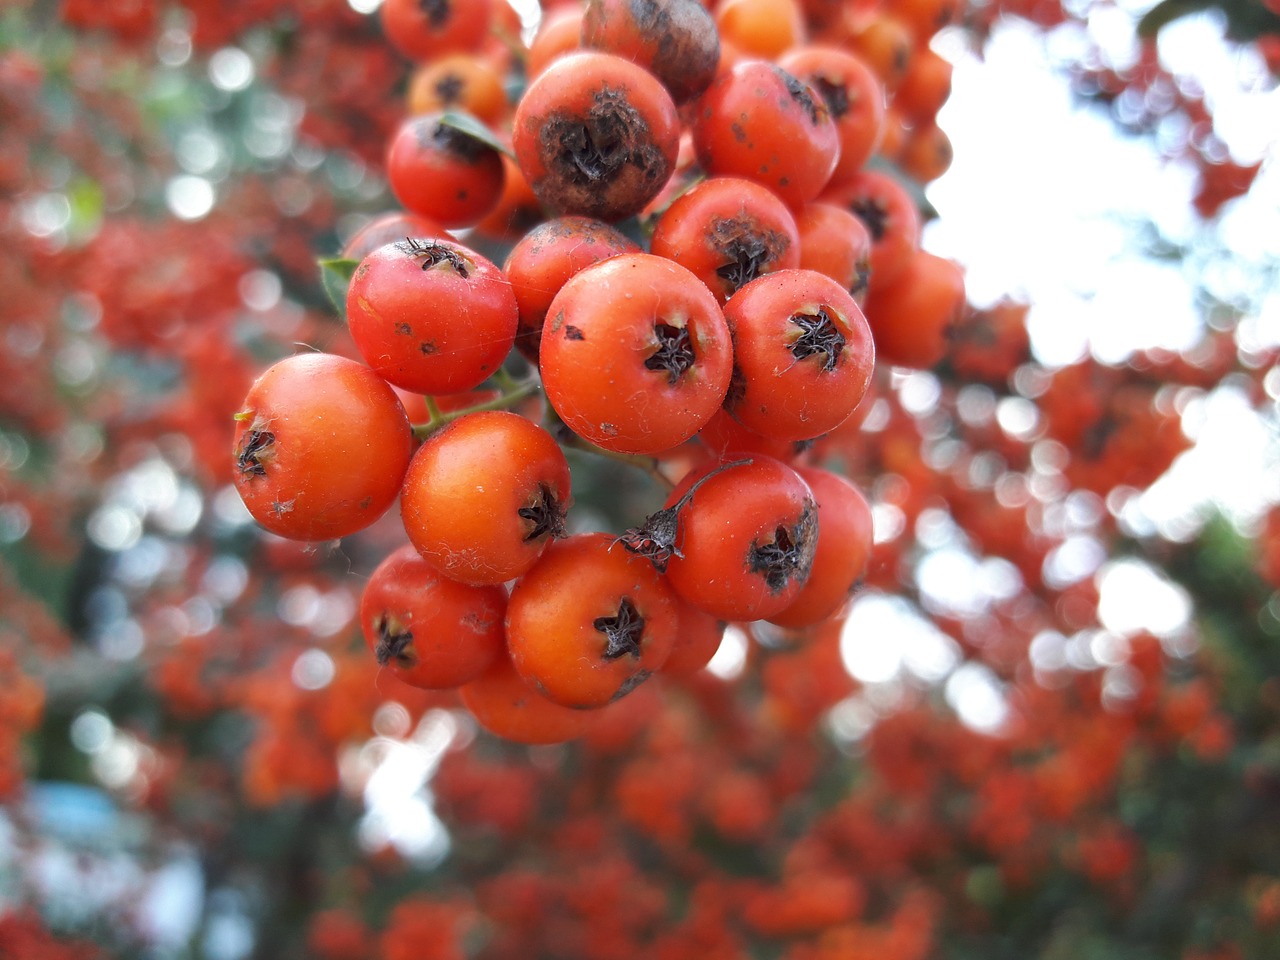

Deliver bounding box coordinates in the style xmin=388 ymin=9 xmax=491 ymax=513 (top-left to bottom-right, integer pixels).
xmin=232 ymin=0 xmax=963 ymax=743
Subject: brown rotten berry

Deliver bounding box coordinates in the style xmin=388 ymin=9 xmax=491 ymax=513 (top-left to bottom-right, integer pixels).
xmin=581 ymin=0 xmax=720 ymax=104
xmin=512 ymin=51 xmax=680 ymax=222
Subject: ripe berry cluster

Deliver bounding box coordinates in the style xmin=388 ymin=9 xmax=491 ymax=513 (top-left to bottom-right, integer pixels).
xmin=232 ymin=0 xmax=960 ymax=744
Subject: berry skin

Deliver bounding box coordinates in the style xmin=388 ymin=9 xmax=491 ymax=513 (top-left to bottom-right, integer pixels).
xmin=892 ymin=46 xmax=953 ymax=122
xmin=698 ymin=408 xmax=807 ymax=462
xmin=400 ymin=411 xmax=572 ymax=586
xmin=360 ymin=545 xmax=507 ymax=689
xmin=381 ymin=0 xmax=492 ymax=62
xmin=346 ymin=238 xmax=517 ymax=395
xmin=795 ymin=201 xmax=874 ymax=305
xmin=662 ymin=456 xmax=820 ymax=621
xmin=716 ymin=0 xmax=807 ymax=60
xmin=505 ymin=533 xmax=678 ymax=709
xmin=661 ymin=595 xmax=727 ymax=676
xmin=899 ymin=119 xmax=953 ymax=184
xmin=385 ymin=113 xmax=506 ymax=230
xmin=232 ymin=353 xmax=414 ymax=542
xmin=539 ymin=253 xmax=734 ymax=455
xmin=406 ymin=53 xmax=509 ymax=124
xmin=862 ymin=249 xmax=965 ymax=370
xmin=526 ymin=6 xmax=585 ymax=78
xmin=649 ymin=176 xmax=801 ymax=304
xmin=722 ymin=268 xmax=876 ymax=442
xmin=820 ymin=168 xmax=920 ymax=293
xmin=778 ymin=45 xmax=887 ymax=185
xmin=690 ymin=61 xmax=841 ymax=208
xmin=767 ymin=467 xmax=873 ymax=628
xmin=461 ymin=654 xmax=593 ymax=744
xmin=503 ymin=215 xmax=640 ymax=363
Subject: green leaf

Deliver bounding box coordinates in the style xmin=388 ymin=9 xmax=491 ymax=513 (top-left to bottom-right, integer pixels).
xmin=318 ymin=257 xmax=359 ymax=321
xmin=66 ymin=176 xmax=103 ymax=241
xmin=437 ymin=110 xmax=514 ymax=159
xmin=1136 ymin=0 xmax=1213 ymax=39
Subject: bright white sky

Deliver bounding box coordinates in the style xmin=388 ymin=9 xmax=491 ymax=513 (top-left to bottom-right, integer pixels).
xmin=927 ymin=12 xmax=1280 ymax=533
xmin=930 ymin=14 xmax=1280 ymax=366
xmin=845 ymin=11 xmax=1279 ymax=726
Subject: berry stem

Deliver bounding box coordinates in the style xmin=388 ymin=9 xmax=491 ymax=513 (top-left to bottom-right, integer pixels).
xmin=555 ymin=429 xmax=676 ymax=492
xmin=411 ymin=377 xmax=543 ymax=441
xmin=541 ymin=403 xmax=673 ymax=490
xmin=492 ymin=366 xmax=521 ymax=392
xmin=613 ymin=458 xmax=753 ymax=570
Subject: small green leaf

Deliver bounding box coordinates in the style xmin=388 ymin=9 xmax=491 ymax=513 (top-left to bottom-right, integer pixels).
xmin=318 ymin=257 xmax=359 ymax=321
xmin=1136 ymin=0 xmax=1213 ymax=38
xmin=66 ymin=176 xmax=103 ymax=241
xmin=437 ymin=110 xmax=514 ymax=159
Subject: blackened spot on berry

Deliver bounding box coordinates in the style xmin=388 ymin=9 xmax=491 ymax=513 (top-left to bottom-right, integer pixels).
xmin=417 ymin=0 xmax=450 ymax=29
xmin=893 ymin=45 xmax=909 ymax=75
xmin=374 ymin=615 xmax=415 ymax=668
xmin=810 ymin=74 xmax=849 ymax=119
xmin=751 ymin=525 xmax=795 ymax=591
xmin=431 ymin=120 xmax=489 ymax=161
xmin=614 ymin=458 xmax=752 ymax=572
xmin=517 ymin=484 xmax=567 ymax=542
xmin=851 ymin=259 xmax=871 ymax=301
xmin=747 ymin=501 xmax=818 ymax=593
xmin=420 ymin=341 xmax=437 ymax=355
xmin=562 ymin=118 xmax=625 ymax=182
xmin=619 ymin=0 xmax=719 ymax=104
xmin=629 ymin=0 xmax=663 ymax=30
xmin=789 ymin=307 xmax=846 ymax=372
xmin=397 ymin=237 xmax=471 ymax=277
xmin=724 ymin=362 xmax=747 ymax=409
xmin=396 ymin=322 xmax=412 ymax=335
xmin=540 ymin=86 xmax=670 ymax=218
xmin=433 ymin=73 xmax=465 ymax=104
xmin=711 ymin=217 xmax=788 ymax=294
xmin=236 ymin=429 xmax=275 ymax=478
xmin=564 ymin=324 xmax=586 ymax=341
xmin=594 ymin=597 xmax=646 ymax=660
xmin=612 ymin=668 xmax=652 ymax=701
xmin=644 ymin=322 xmax=695 ymax=385
xmin=848 ymin=198 xmax=889 ymax=241
xmin=715 ymin=243 xmax=766 ymax=290
xmin=773 ymin=65 xmax=824 ymax=125
xmin=1082 ymin=413 xmax=1118 ymax=461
